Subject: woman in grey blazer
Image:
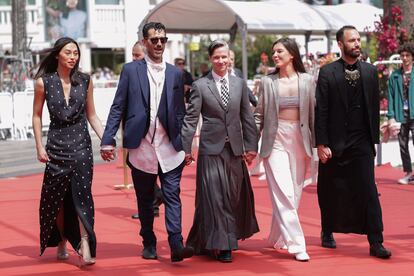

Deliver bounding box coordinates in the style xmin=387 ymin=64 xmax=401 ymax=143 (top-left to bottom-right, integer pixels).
xmin=254 ymin=38 xmax=316 ymax=262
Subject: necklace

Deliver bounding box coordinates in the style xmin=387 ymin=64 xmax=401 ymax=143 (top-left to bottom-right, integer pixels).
xmin=344 ymin=68 xmax=360 ymax=87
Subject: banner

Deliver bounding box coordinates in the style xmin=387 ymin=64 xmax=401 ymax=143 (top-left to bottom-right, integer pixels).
xmin=44 ymin=0 xmax=88 ymax=42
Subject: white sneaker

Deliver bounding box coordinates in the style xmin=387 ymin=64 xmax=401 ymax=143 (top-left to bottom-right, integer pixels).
xmin=294 ymin=252 xmax=310 ymax=262
xmin=258 ymin=174 xmax=266 ymax=180
xmin=398 ymin=174 xmax=412 ymax=185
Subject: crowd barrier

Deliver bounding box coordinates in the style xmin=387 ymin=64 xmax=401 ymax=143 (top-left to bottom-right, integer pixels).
xmin=0 ymin=85 xmax=407 ymax=167
xmin=0 ymin=87 xmax=117 ymax=141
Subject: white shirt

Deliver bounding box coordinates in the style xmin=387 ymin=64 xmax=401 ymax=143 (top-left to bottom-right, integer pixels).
xmin=128 ymin=56 xmax=185 ymax=174
xmin=211 ymin=70 xmax=229 ymax=99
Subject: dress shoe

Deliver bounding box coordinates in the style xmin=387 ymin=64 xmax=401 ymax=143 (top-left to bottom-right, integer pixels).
xmin=142 ymin=245 xmax=158 ymax=260
xmin=294 ymin=252 xmax=310 ymax=262
xmin=217 ymin=250 xmax=232 ymax=263
xmin=131 ymin=209 xmax=160 ymax=219
xmin=171 ymin=244 xmax=194 ymax=262
xmin=369 ymin=243 xmax=391 ymax=259
xmin=321 ymin=232 xmax=337 ymax=248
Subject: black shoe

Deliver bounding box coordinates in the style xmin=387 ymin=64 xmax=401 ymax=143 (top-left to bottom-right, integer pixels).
xmin=321 ymin=232 xmax=337 ymax=248
xmin=153 ymin=207 xmax=160 ymax=217
xmin=369 ymin=243 xmax=391 ymax=259
xmin=217 ymin=250 xmax=232 ymax=263
xmin=142 ymin=246 xmax=157 ymax=260
xmin=171 ymin=244 xmax=194 ymax=262
xmin=131 ymin=213 xmax=139 ymax=219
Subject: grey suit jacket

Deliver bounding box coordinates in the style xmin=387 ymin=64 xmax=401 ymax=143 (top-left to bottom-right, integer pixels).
xmin=254 ymin=72 xmax=316 ymax=158
xmin=182 ymin=72 xmax=258 ymax=156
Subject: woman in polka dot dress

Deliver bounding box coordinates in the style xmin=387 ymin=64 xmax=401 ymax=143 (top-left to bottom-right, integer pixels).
xmin=32 ymin=37 xmax=104 ymax=266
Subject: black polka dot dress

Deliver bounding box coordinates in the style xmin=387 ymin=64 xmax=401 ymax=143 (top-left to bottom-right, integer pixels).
xmin=39 ymin=72 xmax=96 ymax=257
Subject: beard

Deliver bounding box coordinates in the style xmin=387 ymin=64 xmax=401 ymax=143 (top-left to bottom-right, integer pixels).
xmin=343 ymin=44 xmax=361 ymax=59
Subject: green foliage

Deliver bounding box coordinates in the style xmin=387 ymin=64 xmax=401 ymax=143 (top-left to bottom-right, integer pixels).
xmin=189 ymin=36 xmax=210 ymax=78
xmin=233 ymin=34 xmax=277 ymax=78
xmin=189 ymin=33 xmax=277 ymax=79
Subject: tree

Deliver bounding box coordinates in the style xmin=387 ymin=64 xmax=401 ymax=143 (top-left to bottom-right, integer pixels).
xmin=369 ymin=0 xmax=414 ymax=98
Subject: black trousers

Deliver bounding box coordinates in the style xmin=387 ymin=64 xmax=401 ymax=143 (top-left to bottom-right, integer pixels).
xmin=128 ymin=160 xmax=185 ymax=250
xmin=398 ymin=110 xmax=414 ymax=173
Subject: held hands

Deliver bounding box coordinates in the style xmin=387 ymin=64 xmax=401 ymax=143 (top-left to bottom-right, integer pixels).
xmin=243 ymin=151 xmax=257 ymax=165
xmin=100 ymin=145 xmax=116 ymax=162
xmin=185 ymin=153 xmax=195 ymax=166
xmin=36 ymin=146 xmax=50 ymax=163
xmin=317 ymin=145 xmax=332 ymax=164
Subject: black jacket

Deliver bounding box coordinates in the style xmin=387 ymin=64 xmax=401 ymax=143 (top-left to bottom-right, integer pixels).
xmin=315 ymin=59 xmax=380 ymax=157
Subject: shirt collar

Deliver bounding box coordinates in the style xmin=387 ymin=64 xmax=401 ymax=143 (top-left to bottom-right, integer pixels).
xmin=212 ymin=70 xmax=229 ymax=83
xmin=145 ymin=56 xmax=166 ymax=72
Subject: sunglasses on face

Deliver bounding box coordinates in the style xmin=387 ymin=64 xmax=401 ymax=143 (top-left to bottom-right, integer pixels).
xmin=147 ymin=37 xmax=168 ymax=45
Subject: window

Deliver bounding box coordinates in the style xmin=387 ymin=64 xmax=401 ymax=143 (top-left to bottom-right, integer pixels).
xmin=95 ymin=0 xmax=121 ymax=4
xmin=0 ymin=0 xmax=35 ymax=5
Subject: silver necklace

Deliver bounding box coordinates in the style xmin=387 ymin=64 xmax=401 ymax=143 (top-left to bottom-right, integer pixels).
xmin=344 ymin=68 xmax=360 ymax=87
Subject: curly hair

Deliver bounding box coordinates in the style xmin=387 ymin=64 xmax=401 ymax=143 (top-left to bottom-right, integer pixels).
xmin=398 ymin=43 xmax=414 ymax=56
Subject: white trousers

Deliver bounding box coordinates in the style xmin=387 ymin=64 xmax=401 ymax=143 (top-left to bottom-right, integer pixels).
xmin=263 ymin=120 xmax=309 ymax=254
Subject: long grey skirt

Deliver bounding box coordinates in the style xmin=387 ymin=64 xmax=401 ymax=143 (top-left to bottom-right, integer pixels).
xmin=186 ymin=144 xmax=259 ymax=254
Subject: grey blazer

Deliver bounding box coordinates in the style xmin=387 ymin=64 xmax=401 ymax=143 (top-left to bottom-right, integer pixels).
xmin=182 ymin=73 xmax=258 ymax=156
xmin=254 ymin=72 xmax=316 ymax=158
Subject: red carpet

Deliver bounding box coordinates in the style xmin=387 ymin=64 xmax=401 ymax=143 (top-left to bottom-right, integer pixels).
xmin=0 ymin=162 xmax=413 ymax=275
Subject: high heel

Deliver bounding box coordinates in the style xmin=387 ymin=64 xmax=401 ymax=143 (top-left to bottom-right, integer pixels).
xmin=77 ymin=235 xmax=95 ymax=267
xmin=57 ymin=240 xmax=69 ymax=260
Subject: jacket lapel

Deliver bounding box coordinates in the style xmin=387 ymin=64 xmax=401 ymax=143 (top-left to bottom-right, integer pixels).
xmin=137 ymin=61 xmax=150 ymax=108
xmin=395 ymin=68 xmax=404 ymax=100
xmin=332 ymin=60 xmax=348 ymax=112
xmin=206 ymin=73 xmax=226 ymax=111
xmin=360 ymin=62 xmax=372 ymax=118
xmin=165 ymin=64 xmax=173 ymax=111
xmin=228 ymin=75 xmax=238 ymax=111
xmin=298 ymin=73 xmax=305 ymax=116
xmin=270 ymin=74 xmax=279 ymax=116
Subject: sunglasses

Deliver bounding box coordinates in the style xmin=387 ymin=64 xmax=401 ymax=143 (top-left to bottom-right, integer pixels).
xmin=147 ymin=37 xmax=168 ymax=45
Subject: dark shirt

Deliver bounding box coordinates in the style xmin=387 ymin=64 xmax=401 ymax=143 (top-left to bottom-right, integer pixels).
xmin=341 ymin=59 xmax=370 ymax=150
xmin=403 ymin=71 xmax=411 ymax=110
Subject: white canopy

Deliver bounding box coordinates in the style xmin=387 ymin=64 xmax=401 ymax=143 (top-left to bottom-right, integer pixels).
xmin=313 ymin=3 xmax=382 ymax=33
xmin=139 ymin=0 xmax=383 ymax=78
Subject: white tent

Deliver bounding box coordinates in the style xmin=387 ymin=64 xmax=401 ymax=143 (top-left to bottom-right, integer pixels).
xmin=312 ymin=3 xmax=382 ymax=33
xmin=139 ymin=0 xmax=383 ymax=79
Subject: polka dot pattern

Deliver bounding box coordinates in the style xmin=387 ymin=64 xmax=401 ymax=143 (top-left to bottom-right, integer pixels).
xmin=39 ymin=72 xmax=96 ymax=257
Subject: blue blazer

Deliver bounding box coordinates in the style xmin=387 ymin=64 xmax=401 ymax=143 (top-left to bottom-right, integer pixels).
xmin=101 ymin=59 xmax=185 ymax=151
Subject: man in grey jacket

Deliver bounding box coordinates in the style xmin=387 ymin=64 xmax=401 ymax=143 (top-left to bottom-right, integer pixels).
xmin=181 ymin=40 xmax=259 ymax=262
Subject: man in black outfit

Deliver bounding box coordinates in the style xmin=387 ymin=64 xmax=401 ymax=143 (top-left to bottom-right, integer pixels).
xmin=315 ymin=25 xmax=391 ymax=259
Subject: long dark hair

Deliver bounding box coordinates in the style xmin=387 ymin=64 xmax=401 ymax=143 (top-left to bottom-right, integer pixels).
xmin=34 ymin=37 xmax=85 ymax=85
xmin=271 ymin=37 xmax=306 ymax=75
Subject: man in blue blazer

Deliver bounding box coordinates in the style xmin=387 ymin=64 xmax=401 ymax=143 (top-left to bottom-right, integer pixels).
xmin=100 ymin=22 xmax=193 ymax=262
